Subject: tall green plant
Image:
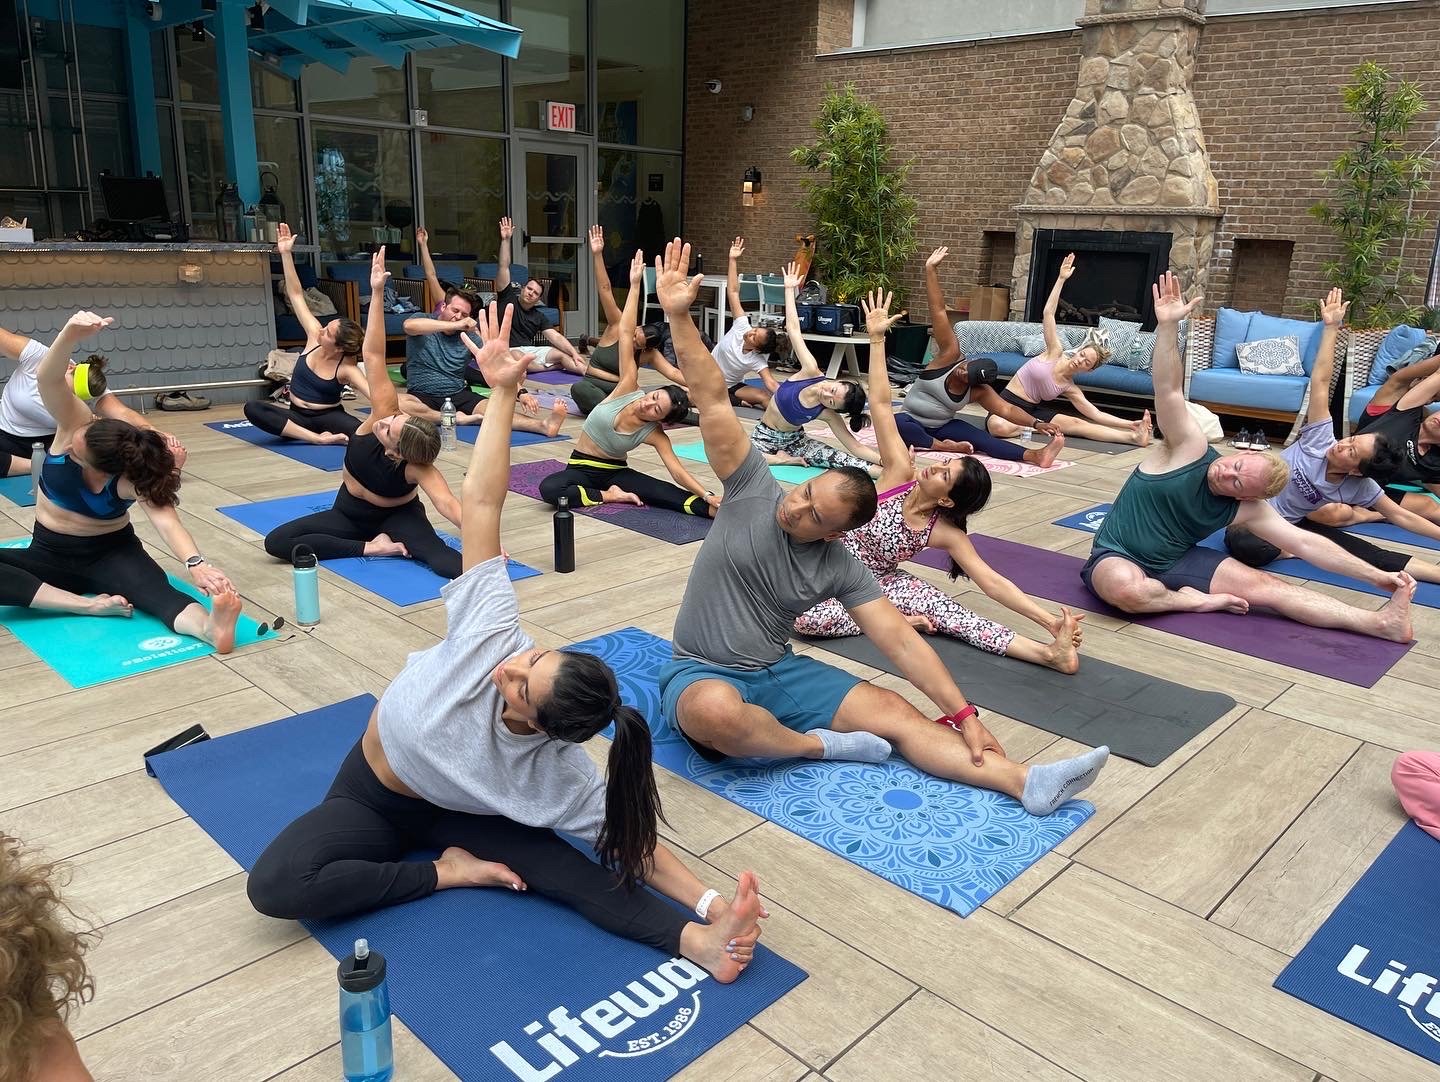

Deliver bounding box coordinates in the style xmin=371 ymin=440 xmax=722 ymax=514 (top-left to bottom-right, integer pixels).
xmin=791 ymin=84 xmax=918 ymax=305
xmin=1310 ymin=61 xmax=1433 ymax=328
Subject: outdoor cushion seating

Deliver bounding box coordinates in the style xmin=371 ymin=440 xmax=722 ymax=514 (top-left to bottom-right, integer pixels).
xmin=1343 ymin=324 xmax=1440 ymax=431
xmin=271 ymin=259 xmax=343 ymax=347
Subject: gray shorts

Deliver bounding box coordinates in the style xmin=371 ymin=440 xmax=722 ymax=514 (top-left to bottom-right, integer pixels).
xmin=1081 ymin=545 xmax=1228 ymax=596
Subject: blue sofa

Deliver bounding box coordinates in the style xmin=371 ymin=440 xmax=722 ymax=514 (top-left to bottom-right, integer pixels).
xmin=1342 ymin=324 xmax=1440 ymax=432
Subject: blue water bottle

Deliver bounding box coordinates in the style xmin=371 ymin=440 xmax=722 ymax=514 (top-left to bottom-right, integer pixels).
xmin=291 ymin=544 xmax=320 ymax=626
xmin=339 ymin=938 xmax=393 ymax=1082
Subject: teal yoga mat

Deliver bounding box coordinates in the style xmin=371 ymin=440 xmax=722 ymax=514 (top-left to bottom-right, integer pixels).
xmin=0 ymin=474 xmax=37 ymax=507
xmin=672 ymin=440 xmax=824 ymax=484
xmin=0 ymin=540 xmax=273 ymax=688
xmin=580 ymin=627 xmax=1093 ymax=917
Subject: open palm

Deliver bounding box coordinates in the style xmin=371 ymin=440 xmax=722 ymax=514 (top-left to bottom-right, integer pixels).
xmin=1151 ymin=271 xmax=1201 ymax=324
xmin=655 ymin=239 xmax=702 ymax=316
xmin=467 ymin=302 xmax=524 ymax=388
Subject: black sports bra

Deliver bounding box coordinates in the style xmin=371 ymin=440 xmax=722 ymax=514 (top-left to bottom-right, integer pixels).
xmin=344 ymin=431 xmax=415 ymax=499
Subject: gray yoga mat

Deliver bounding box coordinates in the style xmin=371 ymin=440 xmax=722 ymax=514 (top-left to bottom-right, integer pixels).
xmin=1042 ymin=433 xmax=1134 ymax=455
xmin=795 ymin=631 xmax=1235 ymax=767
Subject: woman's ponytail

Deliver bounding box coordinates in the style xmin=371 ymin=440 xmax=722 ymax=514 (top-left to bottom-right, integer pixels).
xmin=596 ymin=706 xmax=662 ymax=888
xmin=840 ymin=381 xmax=869 ymax=432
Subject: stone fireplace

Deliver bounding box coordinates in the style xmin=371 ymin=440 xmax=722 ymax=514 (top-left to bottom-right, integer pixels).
xmin=1009 ymin=0 xmax=1222 ymax=322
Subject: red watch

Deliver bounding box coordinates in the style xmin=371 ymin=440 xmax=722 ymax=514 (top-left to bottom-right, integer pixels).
xmin=934 ymin=704 xmax=979 ymax=732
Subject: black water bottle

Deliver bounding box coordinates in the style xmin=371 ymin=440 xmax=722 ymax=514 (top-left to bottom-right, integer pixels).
xmin=553 ymin=496 xmax=575 ymax=573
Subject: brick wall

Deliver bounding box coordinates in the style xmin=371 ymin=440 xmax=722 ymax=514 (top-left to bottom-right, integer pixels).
xmin=684 ymin=1 xmax=1440 ymax=320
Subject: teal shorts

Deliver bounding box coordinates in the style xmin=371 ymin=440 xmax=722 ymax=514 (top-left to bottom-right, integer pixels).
xmin=659 ymin=648 xmax=863 ymax=761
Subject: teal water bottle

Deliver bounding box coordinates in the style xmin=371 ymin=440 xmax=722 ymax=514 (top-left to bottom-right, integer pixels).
xmin=339 ymin=938 xmax=393 ymax=1082
xmin=292 ymin=544 xmax=320 ymax=626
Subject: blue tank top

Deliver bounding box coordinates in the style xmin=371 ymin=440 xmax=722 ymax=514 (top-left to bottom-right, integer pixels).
xmin=775 ymin=377 xmax=826 ymax=426
xmin=38 ymin=453 xmax=133 ymax=519
xmin=288 ymin=347 xmax=343 ymax=405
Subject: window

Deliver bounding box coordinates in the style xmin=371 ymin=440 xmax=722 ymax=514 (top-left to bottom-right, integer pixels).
xmin=312 ymin=123 xmax=414 ymax=259
xmin=256 ymin=116 xmax=308 ymax=239
xmin=597 ymin=149 xmax=680 ymax=289
xmin=306 ymin=57 xmax=407 ymax=123
xmin=510 ymin=0 xmax=588 ymax=132
xmin=596 ymin=0 xmax=683 ymax=150
xmin=419 ymin=133 xmax=506 ymax=257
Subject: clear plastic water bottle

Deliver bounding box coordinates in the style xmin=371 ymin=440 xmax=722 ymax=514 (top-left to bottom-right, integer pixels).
xmin=440 ymin=397 xmax=457 ymax=451
xmin=339 ymin=938 xmax=393 ymax=1082
xmin=291 ymin=545 xmax=320 ymax=626
xmin=1020 ymin=424 xmax=1034 ymax=443
xmin=553 ymin=496 xmax=575 ymax=573
xmin=29 ymin=441 xmax=45 ymax=497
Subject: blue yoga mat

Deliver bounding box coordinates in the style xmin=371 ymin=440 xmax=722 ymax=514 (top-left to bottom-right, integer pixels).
xmin=1054 ymin=503 xmax=1440 ymax=608
xmin=205 ymin=419 xmax=348 ymax=470
xmin=150 ymin=695 xmax=806 ymax=1081
xmin=1275 ymin=822 xmax=1440 ymax=1066
xmin=0 ymin=473 xmax=37 ymax=507
xmin=217 ymin=493 xmax=540 ymax=606
xmin=1351 ymin=519 xmax=1440 ymax=553
xmin=0 ymin=540 xmax=273 ymax=687
xmin=577 ymin=628 xmax=1093 ymax=917
xmin=455 ymin=426 xmax=569 ymax=447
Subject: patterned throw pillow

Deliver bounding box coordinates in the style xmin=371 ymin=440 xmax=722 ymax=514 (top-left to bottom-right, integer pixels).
xmin=1237 ymin=335 xmax=1304 ymax=377
xmin=1060 ymin=325 xmax=1089 ymax=350
xmin=955 ymin=321 xmax=1023 ymax=356
xmin=1098 ymin=317 xmax=1140 ymax=366
xmin=1017 ymin=334 xmax=1049 ymax=357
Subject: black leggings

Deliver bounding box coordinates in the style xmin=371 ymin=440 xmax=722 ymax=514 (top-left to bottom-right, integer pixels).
xmin=247 ymin=740 xmax=689 ymax=954
xmin=894 ymin=412 xmax=1024 ymax=461
xmin=0 ymin=521 xmax=196 ymax=626
xmin=539 ymin=452 xmax=709 ymax=516
xmin=243 ymin=399 xmax=362 ymax=439
xmin=263 ymin=488 xmax=461 ymax=578
xmin=1225 ymin=519 xmax=1412 ymax=572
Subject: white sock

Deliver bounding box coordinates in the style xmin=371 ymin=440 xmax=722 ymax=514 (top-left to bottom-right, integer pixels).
xmin=1021 ymin=746 xmax=1109 ymax=816
xmin=815 ymin=728 xmax=892 ymax=763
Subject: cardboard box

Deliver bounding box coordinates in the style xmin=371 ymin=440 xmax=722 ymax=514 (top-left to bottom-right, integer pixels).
xmin=967 ymin=285 xmax=1011 ymax=322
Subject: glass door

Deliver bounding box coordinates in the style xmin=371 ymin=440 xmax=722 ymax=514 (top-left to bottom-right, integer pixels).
xmin=510 ymin=138 xmax=590 ymax=337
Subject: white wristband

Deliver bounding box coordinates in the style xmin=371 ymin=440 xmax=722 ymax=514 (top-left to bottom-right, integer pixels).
xmin=695 ymin=889 xmax=721 ymax=921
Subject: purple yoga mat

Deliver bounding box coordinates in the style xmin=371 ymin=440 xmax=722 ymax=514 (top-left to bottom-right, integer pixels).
xmin=526 ymin=370 xmax=582 ymax=386
xmin=508 ymin=459 xmax=712 ymax=544
xmin=911 ymin=536 xmax=1412 ymax=688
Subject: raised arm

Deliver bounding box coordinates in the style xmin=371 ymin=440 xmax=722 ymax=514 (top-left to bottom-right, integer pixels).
xmin=1396 ymin=355 xmax=1440 ymax=411
xmin=494 ymin=216 xmax=514 ymax=293
xmin=612 ymin=250 xmax=646 ymax=396
xmin=460 ymin=301 xmax=522 ymax=568
xmin=725 ymin=236 xmax=747 ymax=319
xmin=922 ymin=248 xmax=961 ymax=367
xmin=588 ymin=225 xmax=624 ymax=327
xmin=1041 ymin=253 xmax=1074 ymax=356
xmin=415 ymin=226 xmax=444 ymax=311
xmin=0 ymin=326 xmax=30 ymax=362
xmin=39 ymin=312 xmax=106 ymax=440
xmin=361 ymin=248 xmax=400 ymax=422
xmin=1149 ymin=271 xmax=1206 ymax=459
xmin=782 ymin=262 xmax=823 ymax=378
xmin=659 ymin=238 xmax=750 ymax=479
xmin=861 ymin=290 xmax=914 ymax=491
xmin=274 ymin=224 xmax=322 ymax=343
xmin=1241 ymin=500 xmax=1410 ymax=591
xmin=1309 ymin=287 xmax=1349 ymax=425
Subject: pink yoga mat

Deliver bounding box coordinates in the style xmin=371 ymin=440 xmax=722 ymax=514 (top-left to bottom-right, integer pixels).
xmin=911 ymin=536 xmax=1412 ymax=688
xmin=850 ymin=425 xmax=1073 ymax=478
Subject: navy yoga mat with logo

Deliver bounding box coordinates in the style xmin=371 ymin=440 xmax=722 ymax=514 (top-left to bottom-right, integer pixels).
xmin=149 ymin=695 xmax=807 ymax=1081
xmin=1275 ymin=822 xmax=1440 ymax=1067
xmin=577 ymin=628 xmax=1093 ymax=917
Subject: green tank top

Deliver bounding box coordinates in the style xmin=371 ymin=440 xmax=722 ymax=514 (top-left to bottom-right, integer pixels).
xmin=587 ymin=341 xmax=620 ymax=377
xmin=582 ymin=389 xmax=657 ymax=459
xmin=1094 ymin=447 xmax=1238 ymax=574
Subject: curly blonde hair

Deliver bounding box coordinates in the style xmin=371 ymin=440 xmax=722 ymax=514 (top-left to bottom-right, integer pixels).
xmin=0 ymin=836 xmax=96 ymax=1082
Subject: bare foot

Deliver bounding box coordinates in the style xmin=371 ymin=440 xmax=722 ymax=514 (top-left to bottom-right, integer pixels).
xmin=1029 ymin=431 xmax=1065 ymax=468
xmin=364 ymin=533 xmax=409 ymax=557
xmin=433 ymin=846 xmax=526 ymax=891
xmin=545 ymin=401 xmax=567 ymax=436
xmin=681 ymin=871 xmax=767 ymax=984
xmin=86 ymin=593 xmax=134 ymax=617
xmin=1133 ymin=410 xmax=1153 ymax=447
xmin=206 ymin=590 xmax=242 ymax=654
xmin=906 ymin=613 xmax=935 ymax=634
xmin=1373 ymin=575 xmax=1416 ymax=642
xmin=456 ymin=412 xmax=484 ymax=426
xmin=1176 ymin=586 xmax=1249 ymax=614
xmin=1044 ymin=608 xmax=1082 ymax=674
xmin=600 ymin=485 xmax=644 ymax=506
xmin=763 ymin=452 xmax=805 ymax=467
xmin=316 ymin=431 xmax=349 ymax=446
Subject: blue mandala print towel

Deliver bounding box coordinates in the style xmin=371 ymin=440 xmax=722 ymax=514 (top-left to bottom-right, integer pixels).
xmin=577 ymin=627 xmax=1094 ymax=917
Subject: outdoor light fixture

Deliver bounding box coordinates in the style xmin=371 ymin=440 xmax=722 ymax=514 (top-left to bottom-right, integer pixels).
xmin=190 ymin=20 xmax=206 ymax=40
xmin=742 ymin=166 xmax=762 ymax=207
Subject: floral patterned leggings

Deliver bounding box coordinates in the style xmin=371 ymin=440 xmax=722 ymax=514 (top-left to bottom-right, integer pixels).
xmin=751 ymin=421 xmax=874 ymax=472
xmin=795 ymin=569 xmax=1017 ymax=655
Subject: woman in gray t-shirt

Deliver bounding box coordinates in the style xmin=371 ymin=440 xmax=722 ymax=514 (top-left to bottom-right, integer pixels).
xmin=248 ymin=301 xmax=765 ymax=983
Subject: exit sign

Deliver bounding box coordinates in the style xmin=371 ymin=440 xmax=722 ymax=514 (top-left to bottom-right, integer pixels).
xmin=546 ymin=101 xmax=576 ymax=132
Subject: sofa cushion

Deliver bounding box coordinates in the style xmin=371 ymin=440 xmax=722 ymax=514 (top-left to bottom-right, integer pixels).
xmin=1237 ymin=335 xmax=1304 ymax=377
xmin=1189 ymin=368 xmax=1307 ymax=411
xmin=1349 ymin=384 xmax=1380 ymax=423
xmin=975 ymin=351 xmax=1026 ymax=378
xmin=1073 ymin=364 xmax=1155 ymax=396
xmin=1212 ymin=307 xmax=1253 ymax=369
xmin=1098 ymin=316 xmax=1140 ymax=366
xmin=1248 ymin=313 xmax=1324 ymax=374
xmin=956 ymin=321 xmax=1024 ymax=356
xmin=1369 ymin=326 xmax=1433 ymax=385
xmin=1017 ymin=333 xmax=1048 ymax=357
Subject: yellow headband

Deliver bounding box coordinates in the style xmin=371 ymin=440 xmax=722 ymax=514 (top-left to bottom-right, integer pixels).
xmin=73 ymin=363 xmax=93 ymax=400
